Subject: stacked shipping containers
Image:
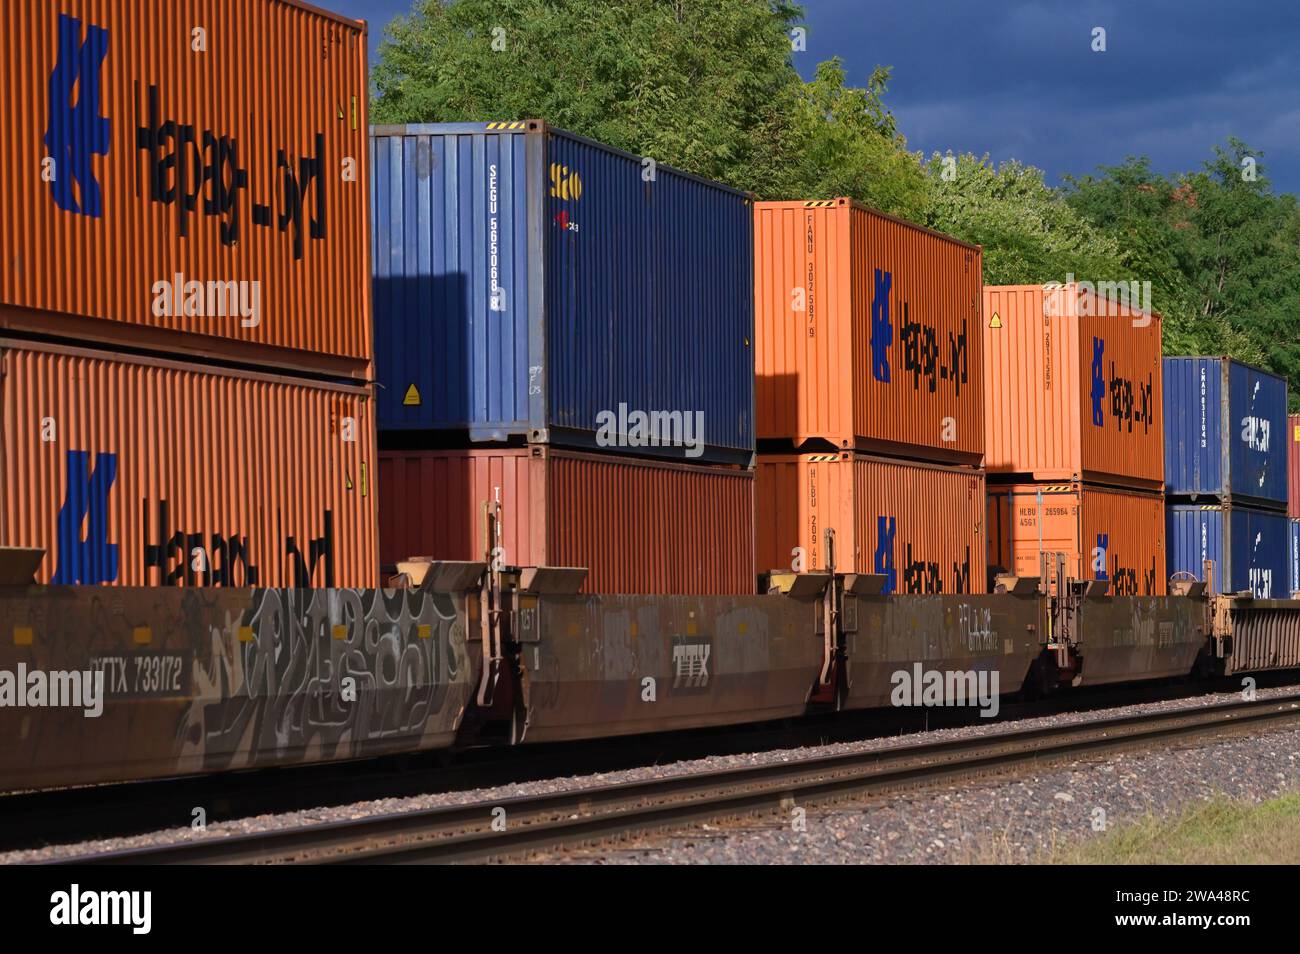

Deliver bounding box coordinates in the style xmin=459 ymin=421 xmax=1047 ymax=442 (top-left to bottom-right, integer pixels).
xmin=982 ymin=284 xmax=1167 ymax=594
xmin=753 ymin=199 xmax=988 ymax=593
xmin=371 ymin=122 xmax=757 ymax=593
xmin=1162 ymin=358 xmax=1290 ymax=597
xmin=0 ymin=0 xmax=376 ymax=587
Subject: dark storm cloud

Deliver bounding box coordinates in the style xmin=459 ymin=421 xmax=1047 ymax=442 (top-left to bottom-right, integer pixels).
xmin=801 ymin=0 xmax=1300 ymax=191
xmin=330 ymin=0 xmax=1300 ymax=193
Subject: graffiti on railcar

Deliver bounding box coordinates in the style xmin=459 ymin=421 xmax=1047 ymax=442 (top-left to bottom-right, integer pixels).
xmin=956 ymin=603 xmax=997 ymax=654
xmin=181 ymin=588 xmax=464 ymax=769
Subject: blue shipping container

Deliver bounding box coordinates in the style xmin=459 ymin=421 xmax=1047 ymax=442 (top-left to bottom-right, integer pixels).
xmin=1162 ymin=356 xmax=1288 ymax=507
xmin=1291 ymin=519 xmax=1300 ymax=595
xmin=370 ymin=121 xmax=754 ymax=464
xmin=1166 ymin=503 xmax=1290 ymax=597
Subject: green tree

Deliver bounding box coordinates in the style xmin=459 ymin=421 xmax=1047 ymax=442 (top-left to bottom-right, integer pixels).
xmin=371 ymin=0 xmax=926 ymax=215
xmin=922 ymin=153 xmax=1126 ymax=286
xmin=1067 ymin=142 xmax=1300 ymax=407
xmin=777 ymin=59 xmax=928 ymax=220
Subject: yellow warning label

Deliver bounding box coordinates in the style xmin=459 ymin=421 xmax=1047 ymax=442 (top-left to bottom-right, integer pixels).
xmin=1294 ymin=423 xmax=1299 ymax=442
xmin=403 ymin=384 xmax=421 ymax=406
xmin=989 ymin=311 xmax=1002 ymax=329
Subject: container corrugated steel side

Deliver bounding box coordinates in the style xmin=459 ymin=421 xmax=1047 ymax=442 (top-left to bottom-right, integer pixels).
xmin=1289 ymin=414 xmax=1299 ymax=518
xmin=371 ymin=121 xmax=754 ymax=465
xmin=1163 ymin=357 xmax=1288 ymax=507
xmin=378 ymin=447 xmax=755 ymax=594
xmin=982 ymin=284 xmax=1163 ymax=490
xmin=986 ymin=482 xmax=1166 ymax=595
xmin=753 ymin=199 xmax=983 ymax=464
xmin=1222 ymin=600 xmax=1300 ymax=676
xmin=0 ymin=340 xmax=377 ymax=587
xmin=755 ymin=453 xmax=986 ymax=594
xmin=1 ymin=1 xmax=372 ymax=378
xmin=1166 ymin=503 xmax=1289 ymax=598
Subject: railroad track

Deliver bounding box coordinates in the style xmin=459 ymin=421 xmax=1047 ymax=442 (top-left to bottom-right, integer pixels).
xmin=52 ymin=690 xmax=1300 ymax=865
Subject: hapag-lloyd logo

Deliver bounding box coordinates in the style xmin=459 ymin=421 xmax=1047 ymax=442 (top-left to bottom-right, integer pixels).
xmin=44 ymin=14 xmax=110 ymax=217
xmin=44 ymin=14 xmax=328 ymax=259
xmin=50 ymin=448 xmax=338 ymax=587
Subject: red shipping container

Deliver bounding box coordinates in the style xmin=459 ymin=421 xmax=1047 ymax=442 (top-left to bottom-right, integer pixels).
xmin=0 ymin=0 xmax=371 ymax=379
xmin=1290 ymin=414 xmax=1299 ymax=518
xmin=986 ymin=482 xmax=1166 ymax=595
xmin=0 ymin=340 xmax=377 ymax=587
xmin=754 ymin=199 xmax=983 ymax=463
xmin=983 ymin=284 xmax=1164 ymax=490
xmin=379 ymin=447 xmax=755 ymax=595
xmin=755 ymin=452 xmax=986 ymax=594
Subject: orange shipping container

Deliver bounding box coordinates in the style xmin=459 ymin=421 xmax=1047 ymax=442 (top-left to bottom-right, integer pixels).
xmin=983 ymin=284 xmax=1164 ymax=490
xmin=379 ymin=448 xmax=755 ymax=595
xmin=986 ymin=482 xmax=1166 ymax=596
xmin=0 ymin=0 xmax=371 ymax=379
xmin=755 ymin=452 xmax=987 ymax=594
xmin=754 ymin=199 xmax=984 ymax=463
xmin=0 ymin=340 xmax=377 ymax=586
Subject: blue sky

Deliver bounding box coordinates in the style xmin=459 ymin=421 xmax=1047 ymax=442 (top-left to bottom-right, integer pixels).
xmin=328 ymin=0 xmax=1300 ymax=194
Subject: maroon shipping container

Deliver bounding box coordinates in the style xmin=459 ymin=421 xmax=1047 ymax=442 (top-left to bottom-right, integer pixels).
xmin=379 ymin=447 xmax=755 ymax=594
xmin=1290 ymin=414 xmax=1299 ymax=518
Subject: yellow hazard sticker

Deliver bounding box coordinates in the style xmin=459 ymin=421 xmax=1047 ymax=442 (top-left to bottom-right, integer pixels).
xmin=403 ymin=383 xmax=421 ymax=406
xmin=1294 ymin=423 xmax=1299 ymax=442
xmin=989 ymin=311 xmax=1002 ymax=329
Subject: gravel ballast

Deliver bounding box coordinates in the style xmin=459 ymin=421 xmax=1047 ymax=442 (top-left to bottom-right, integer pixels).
xmin=3 ymin=684 xmax=1297 ymax=864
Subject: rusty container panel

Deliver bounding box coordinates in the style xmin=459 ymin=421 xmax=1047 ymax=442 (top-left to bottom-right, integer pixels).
xmin=841 ymin=594 xmax=1044 ymax=710
xmin=1222 ymin=600 xmax=1300 ymax=676
xmin=379 ymin=447 xmax=755 ymax=594
xmin=987 ymin=482 xmax=1166 ymax=595
xmin=516 ymin=593 xmax=823 ymax=743
xmin=1290 ymin=415 xmax=1300 ymax=517
xmin=983 ymin=284 xmax=1163 ymax=490
xmin=0 ymin=1 xmax=372 ymax=379
xmin=754 ymin=200 xmax=983 ymax=463
xmin=756 ymin=452 xmax=986 ymax=594
xmin=0 ymin=586 xmax=470 ymax=791
xmin=1072 ymin=597 xmax=1205 ymax=685
xmin=0 ymin=341 xmax=377 ymax=587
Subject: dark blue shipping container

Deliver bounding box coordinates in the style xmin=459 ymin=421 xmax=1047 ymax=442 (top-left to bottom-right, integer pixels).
xmin=1162 ymin=356 xmax=1288 ymax=507
xmin=1166 ymin=503 xmax=1290 ymax=597
xmin=1291 ymin=519 xmax=1300 ymax=595
xmin=370 ymin=121 xmax=754 ymax=464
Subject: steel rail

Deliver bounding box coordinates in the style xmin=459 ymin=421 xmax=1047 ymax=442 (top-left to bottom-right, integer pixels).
xmin=54 ymin=692 xmax=1300 ymax=865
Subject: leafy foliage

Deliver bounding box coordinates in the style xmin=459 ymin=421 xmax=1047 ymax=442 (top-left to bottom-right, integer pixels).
xmin=371 ymin=0 xmax=925 ymax=215
xmin=1067 ymin=142 xmax=1300 ymax=408
xmin=922 ymin=153 xmax=1126 ymax=287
